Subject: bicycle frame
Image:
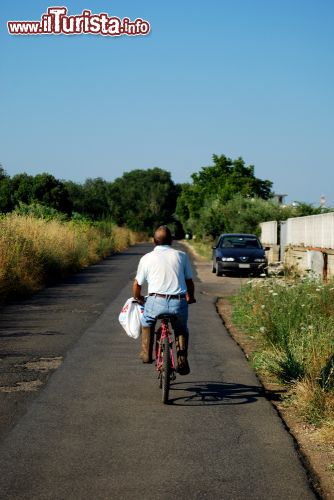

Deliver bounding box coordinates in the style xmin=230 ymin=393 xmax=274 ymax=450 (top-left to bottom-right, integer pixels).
xmin=155 ymin=319 xmax=176 ymax=375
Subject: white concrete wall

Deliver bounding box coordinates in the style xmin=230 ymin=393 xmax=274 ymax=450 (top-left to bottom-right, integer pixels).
xmin=260 ymin=221 xmax=278 ymax=245
xmin=286 ymin=212 xmax=334 ymax=249
xmin=259 ymin=214 xmax=334 ymax=276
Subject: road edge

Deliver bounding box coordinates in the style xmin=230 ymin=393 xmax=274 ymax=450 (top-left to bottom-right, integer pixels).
xmin=216 ymin=297 xmax=325 ymax=500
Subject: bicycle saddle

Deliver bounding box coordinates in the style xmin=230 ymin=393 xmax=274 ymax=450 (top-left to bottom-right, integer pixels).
xmin=156 ymin=313 xmax=176 ymax=320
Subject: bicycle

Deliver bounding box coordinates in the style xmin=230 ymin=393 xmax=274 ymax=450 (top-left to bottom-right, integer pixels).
xmin=155 ymin=314 xmax=177 ymax=404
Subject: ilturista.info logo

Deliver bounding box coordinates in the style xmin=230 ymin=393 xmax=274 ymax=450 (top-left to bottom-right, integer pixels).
xmin=7 ymin=6 xmax=151 ymax=37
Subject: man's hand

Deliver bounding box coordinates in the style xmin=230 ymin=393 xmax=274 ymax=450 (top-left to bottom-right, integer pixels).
xmin=185 ymin=278 xmax=196 ymax=304
xmin=186 ymin=292 xmax=196 ymax=304
xmin=133 ymin=279 xmax=145 ymax=305
xmin=135 ymin=295 xmax=145 ymax=306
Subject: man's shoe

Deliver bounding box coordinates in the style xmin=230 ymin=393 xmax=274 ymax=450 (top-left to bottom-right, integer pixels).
xmin=176 ymin=334 xmax=190 ymax=375
xmin=177 ymin=355 xmax=190 ymax=375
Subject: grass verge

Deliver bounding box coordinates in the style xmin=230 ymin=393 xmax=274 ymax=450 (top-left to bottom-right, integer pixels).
xmin=184 ymin=239 xmax=213 ymax=260
xmin=0 ymin=214 xmax=143 ymax=301
xmin=231 ymin=276 xmax=334 ymax=441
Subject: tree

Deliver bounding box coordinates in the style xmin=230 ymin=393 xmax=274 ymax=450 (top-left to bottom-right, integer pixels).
xmin=0 ymin=167 xmax=13 ymax=213
xmin=63 ymin=180 xmax=86 ymax=215
xmin=10 ymin=173 xmax=34 ymax=207
xmin=64 ymin=178 xmax=110 ymax=220
xmin=194 ymin=194 xmax=332 ymax=239
xmin=0 ymin=172 xmax=72 ymax=215
xmin=31 ymin=173 xmax=72 ymax=214
xmin=0 ymin=165 xmax=8 ymax=181
xmin=176 ymin=154 xmax=273 ymax=236
xmin=219 ymin=195 xmax=282 ymax=236
xmin=108 ymin=168 xmax=178 ymax=232
xmin=191 ymin=154 xmax=272 ymax=201
xmin=82 ymin=178 xmax=110 ymax=219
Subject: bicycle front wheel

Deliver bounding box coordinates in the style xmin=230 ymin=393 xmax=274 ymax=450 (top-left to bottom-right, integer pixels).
xmin=162 ymin=336 xmax=171 ymax=404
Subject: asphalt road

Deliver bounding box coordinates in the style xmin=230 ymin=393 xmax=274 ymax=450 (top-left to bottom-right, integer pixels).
xmin=0 ymin=243 xmax=316 ymax=499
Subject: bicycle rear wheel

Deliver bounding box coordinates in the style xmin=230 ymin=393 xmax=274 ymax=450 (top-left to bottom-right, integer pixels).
xmin=162 ymin=336 xmax=171 ymax=404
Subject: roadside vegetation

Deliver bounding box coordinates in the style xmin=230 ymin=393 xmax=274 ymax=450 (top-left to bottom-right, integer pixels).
xmin=0 ymin=212 xmax=141 ymax=301
xmin=0 ymin=153 xmax=330 ymax=302
xmin=232 ymin=275 xmax=334 ymax=441
xmin=185 ymin=239 xmax=213 ymax=260
xmin=175 ymin=154 xmax=327 ymax=239
xmin=1 ymin=156 xmax=326 ymax=244
xmin=0 ymin=166 xmax=182 ymax=236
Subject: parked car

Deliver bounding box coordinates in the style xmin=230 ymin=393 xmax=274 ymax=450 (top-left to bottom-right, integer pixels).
xmin=212 ymin=233 xmax=268 ymax=276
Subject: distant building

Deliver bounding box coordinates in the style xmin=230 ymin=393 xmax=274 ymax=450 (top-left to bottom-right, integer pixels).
xmin=273 ymin=193 xmax=287 ymax=205
xmin=320 ymin=195 xmax=326 ymax=207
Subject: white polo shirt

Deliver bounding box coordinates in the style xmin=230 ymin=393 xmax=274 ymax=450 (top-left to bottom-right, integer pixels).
xmin=135 ymin=245 xmax=193 ymax=295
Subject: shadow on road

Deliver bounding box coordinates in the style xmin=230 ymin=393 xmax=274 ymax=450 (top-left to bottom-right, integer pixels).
xmin=168 ymin=381 xmax=264 ymax=406
xmin=1 ymin=249 xmax=147 ymax=310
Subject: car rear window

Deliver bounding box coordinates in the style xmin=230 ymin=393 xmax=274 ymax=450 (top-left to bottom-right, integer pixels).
xmin=220 ymin=236 xmax=261 ymax=249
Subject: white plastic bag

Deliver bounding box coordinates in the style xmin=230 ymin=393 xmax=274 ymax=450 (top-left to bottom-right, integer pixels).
xmin=118 ymin=298 xmax=144 ymax=339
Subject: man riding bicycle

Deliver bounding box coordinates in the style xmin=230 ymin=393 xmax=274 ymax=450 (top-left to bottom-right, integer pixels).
xmin=133 ymin=225 xmax=196 ymax=375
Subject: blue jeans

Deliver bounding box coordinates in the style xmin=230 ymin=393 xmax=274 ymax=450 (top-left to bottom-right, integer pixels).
xmin=141 ymin=295 xmax=188 ymax=334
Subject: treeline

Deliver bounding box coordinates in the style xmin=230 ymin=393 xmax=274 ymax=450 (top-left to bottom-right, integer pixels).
xmin=175 ymin=154 xmax=326 ymax=238
xmin=0 ymin=167 xmax=181 ymax=235
xmin=0 ymin=155 xmax=325 ymax=238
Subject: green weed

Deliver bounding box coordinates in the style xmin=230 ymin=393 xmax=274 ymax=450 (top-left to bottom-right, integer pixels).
xmin=232 ymin=275 xmax=334 ymax=431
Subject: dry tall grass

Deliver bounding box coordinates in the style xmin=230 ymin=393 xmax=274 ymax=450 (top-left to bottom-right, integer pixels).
xmin=0 ymin=214 xmax=142 ymax=300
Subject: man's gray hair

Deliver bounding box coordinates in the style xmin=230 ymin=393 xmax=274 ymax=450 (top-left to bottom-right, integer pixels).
xmin=154 ymin=225 xmax=172 ymax=246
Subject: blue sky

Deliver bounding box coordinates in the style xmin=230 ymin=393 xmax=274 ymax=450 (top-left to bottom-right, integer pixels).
xmin=1 ymin=1 xmax=333 ymax=205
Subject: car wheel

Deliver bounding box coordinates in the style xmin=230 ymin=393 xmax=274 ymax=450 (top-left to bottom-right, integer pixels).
xmin=216 ymin=263 xmax=223 ymax=277
xmin=212 ymin=260 xmax=216 ymax=273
